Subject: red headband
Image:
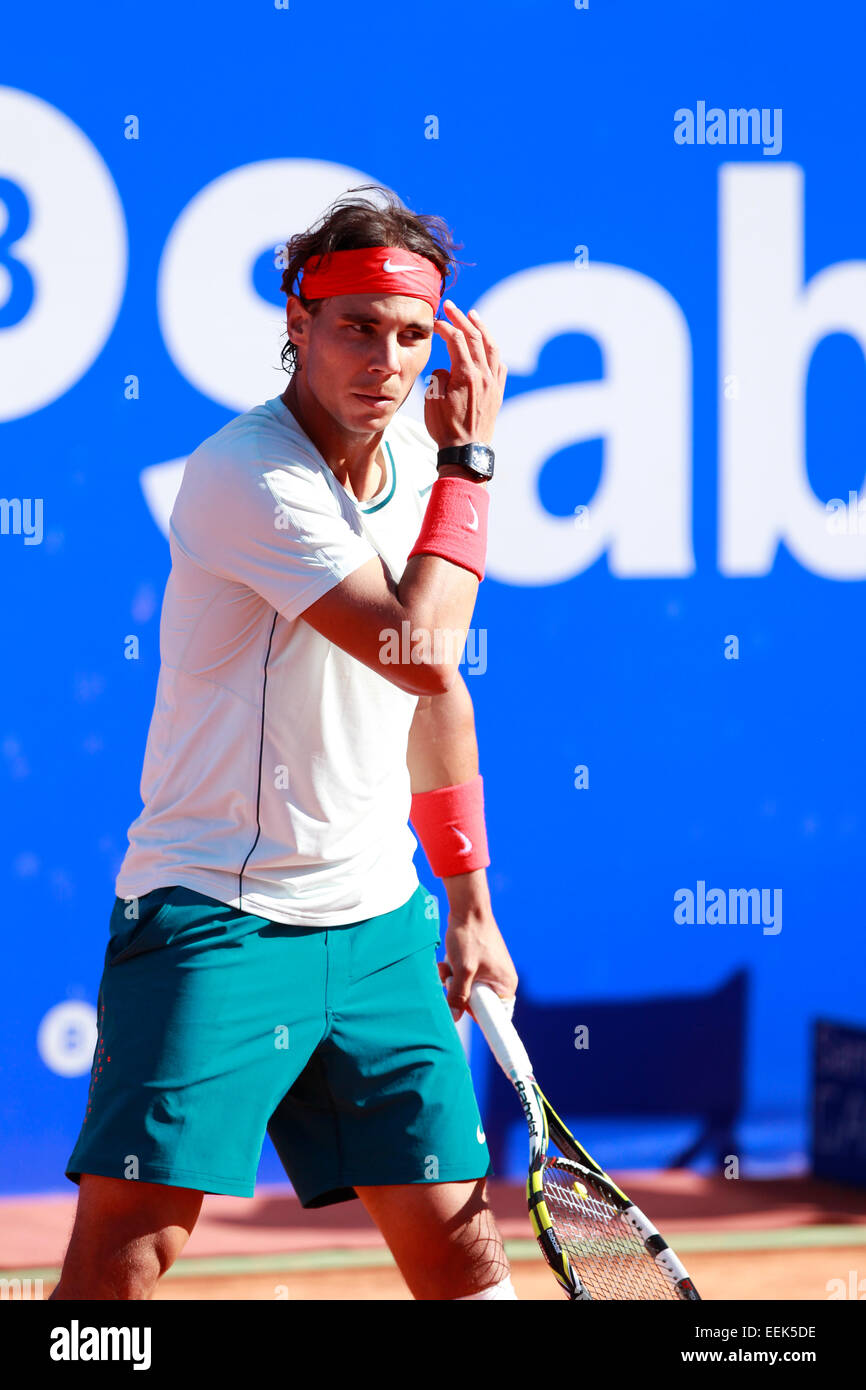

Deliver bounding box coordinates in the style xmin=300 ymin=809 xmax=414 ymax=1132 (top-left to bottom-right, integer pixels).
xmin=298 ymin=246 xmax=443 ymax=313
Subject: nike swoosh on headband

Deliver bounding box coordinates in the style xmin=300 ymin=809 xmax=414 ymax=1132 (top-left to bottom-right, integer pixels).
xmin=382 ymin=259 xmax=415 ymax=272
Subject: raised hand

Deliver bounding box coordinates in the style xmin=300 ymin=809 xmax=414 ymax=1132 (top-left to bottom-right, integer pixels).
xmin=425 ymin=300 xmax=508 ymax=449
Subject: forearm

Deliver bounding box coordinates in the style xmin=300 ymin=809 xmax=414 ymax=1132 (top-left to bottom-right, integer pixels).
xmin=396 ymin=470 xmax=489 ymax=682
xmin=407 ymin=673 xmax=478 ymax=790
xmin=408 ymin=674 xmax=492 ymax=916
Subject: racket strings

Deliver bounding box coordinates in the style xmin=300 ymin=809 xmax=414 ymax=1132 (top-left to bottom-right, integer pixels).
xmin=542 ymin=1159 xmax=677 ymax=1300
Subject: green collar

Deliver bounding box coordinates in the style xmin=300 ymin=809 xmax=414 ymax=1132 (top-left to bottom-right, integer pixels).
xmin=357 ymin=439 xmax=397 ymax=513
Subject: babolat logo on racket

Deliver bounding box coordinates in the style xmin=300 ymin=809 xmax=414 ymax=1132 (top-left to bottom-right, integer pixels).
xmin=515 ymin=1079 xmax=538 ymax=1137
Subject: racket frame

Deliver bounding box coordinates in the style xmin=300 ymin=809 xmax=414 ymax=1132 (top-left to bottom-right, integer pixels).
xmin=469 ymin=982 xmax=701 ymax=1302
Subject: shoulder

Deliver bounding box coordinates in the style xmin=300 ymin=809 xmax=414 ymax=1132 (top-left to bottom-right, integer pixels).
xmin=177 ymin=398 xmax=335 ymax=518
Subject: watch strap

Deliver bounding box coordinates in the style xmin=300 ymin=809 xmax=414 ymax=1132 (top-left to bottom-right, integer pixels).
xmin=436 ymin=443 xmax=495 ymax=480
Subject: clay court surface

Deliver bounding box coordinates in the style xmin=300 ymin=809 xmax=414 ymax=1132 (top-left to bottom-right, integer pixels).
xmin=140 ymin=1247 xmax=866 ymax=1301
xmin=3 ymin=1172 xmax=865 ymax=1300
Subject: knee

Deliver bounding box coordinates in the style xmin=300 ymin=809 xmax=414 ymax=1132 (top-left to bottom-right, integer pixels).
xmin=52 ymin=1175 xmax=201 ymax=1300
xmin=52 ymin=1243 xmax=165 ymax=1301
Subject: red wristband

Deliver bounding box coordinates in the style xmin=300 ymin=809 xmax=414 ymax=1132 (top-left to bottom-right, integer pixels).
xmin=407 ymin=475 xmax=489 ymax=582
xmin=410 ymin=773 xmax=491 ymax=877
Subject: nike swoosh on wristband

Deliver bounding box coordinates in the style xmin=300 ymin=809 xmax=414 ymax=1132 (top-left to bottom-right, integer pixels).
xmin=382 ymin=259 xmax=414 ymax=272
xmin=466 ymin=501 xmax=479 ymax=531
xmin=452 ymin=828 xmax=473 ymax=853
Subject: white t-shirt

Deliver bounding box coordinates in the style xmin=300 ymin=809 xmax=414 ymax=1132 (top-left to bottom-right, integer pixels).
xmin=115 ymin=394 xmax=439 ymax=926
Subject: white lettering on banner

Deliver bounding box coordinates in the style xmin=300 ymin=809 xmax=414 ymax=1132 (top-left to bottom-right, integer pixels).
xmin=149 ymin=162 xmax=866 ymax=581
xmin=472 ymin=261 xmax=693 ymax=582
xmin=720 ymin=164 xmax=866 ymax=578
xmin=0 ymin=92 xmax=862 ymax=583
xmin=0 ymin=86 xmax=127 ymax=421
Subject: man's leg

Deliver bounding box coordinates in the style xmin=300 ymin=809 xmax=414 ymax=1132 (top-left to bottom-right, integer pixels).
xmin=269 ymin=889 xmax=507 ymax=1297
xmin=58 ymin=889 xmax=332 ymax=1300
xmin=355 ymin=1177 xmax=514 ymax=1299
xmin=50 ymin=1174 xmax=203 ymax=1300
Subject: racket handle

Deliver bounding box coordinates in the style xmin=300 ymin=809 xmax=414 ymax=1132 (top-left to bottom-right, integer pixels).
xmin=470 ymin=982 xmax=534 ymax=1081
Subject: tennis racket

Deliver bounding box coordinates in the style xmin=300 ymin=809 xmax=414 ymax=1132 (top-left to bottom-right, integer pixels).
xmin=469 ymin=982 xmax=701 ymax=1301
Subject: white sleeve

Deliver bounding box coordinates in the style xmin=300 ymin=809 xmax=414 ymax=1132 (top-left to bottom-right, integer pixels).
xmin=170 ymin=449 xmax=380 ymax=623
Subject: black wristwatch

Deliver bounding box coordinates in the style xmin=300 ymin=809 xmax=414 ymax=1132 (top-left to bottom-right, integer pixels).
xmin=436 ymin=443 xmax=495 ymax=481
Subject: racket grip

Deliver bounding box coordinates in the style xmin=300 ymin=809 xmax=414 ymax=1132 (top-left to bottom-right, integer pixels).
xmin=470 ymin=982 xmax=534 ymax=1080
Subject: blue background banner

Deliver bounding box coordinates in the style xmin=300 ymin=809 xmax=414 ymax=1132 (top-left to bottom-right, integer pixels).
xmin=2 ymin=0 xmax=864 ymax=1195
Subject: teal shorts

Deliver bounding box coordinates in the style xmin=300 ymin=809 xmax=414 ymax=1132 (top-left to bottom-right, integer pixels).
xmin=66 ymin=882 xmax=492 ymax=1205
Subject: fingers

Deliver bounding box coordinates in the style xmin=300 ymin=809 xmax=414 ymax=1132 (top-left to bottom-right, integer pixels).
xmin=466 ymin=307 xmax=504 ymax=382
xmin=433 ymin=300 xmax=497 ymax=378
xmin=433 ymin=300 xmax=489 ymax=364
xmin=433 ymin=303 xmax=508 ymax=413
xmin=447 ymin=969 xmax=472 ymax=1022
xmin=440 ymin=956 xmax=469 ymax=1021
xmin=441 ymin=962 xmax=517 ymax=1025
xmin=433 ymin=309 xmax=479 ymax=378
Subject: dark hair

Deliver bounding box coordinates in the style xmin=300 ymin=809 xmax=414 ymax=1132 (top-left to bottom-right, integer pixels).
xmin=278 ymin=184 xmax=469 ymax=376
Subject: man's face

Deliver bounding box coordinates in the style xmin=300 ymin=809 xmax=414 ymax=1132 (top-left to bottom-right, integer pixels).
xmin=288 ymin=292 xmax=435 ymax=432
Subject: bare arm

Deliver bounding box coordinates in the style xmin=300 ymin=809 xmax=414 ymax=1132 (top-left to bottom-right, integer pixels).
xmin=407 ymin=674 xmax=479 ymax=792
xmin=301 ymin=520 xmax=481 ymax=697
xmin=407 ymin=672 xmax=518 ymax=1017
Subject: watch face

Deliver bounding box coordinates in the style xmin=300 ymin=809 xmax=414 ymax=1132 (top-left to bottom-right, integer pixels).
xmin=468 ymin=446 xmax=495 ymax=477
xmin=437 ymin=445 xmax=494 ymax=479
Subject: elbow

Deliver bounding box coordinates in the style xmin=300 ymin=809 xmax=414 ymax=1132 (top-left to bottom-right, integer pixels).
xmin=403 ymin=658 xmax=458 ymax=697
xmin=425 ymin=660 xmax=460 ymax=696
xmin=393 ymin=611 xmax=462 ymax=695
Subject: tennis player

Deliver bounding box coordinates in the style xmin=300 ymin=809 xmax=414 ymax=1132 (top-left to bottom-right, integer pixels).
xmin=53 ymin=187 xmax=519 ymax=1301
